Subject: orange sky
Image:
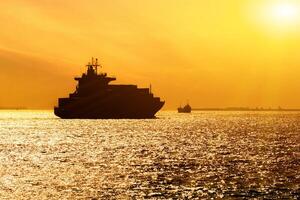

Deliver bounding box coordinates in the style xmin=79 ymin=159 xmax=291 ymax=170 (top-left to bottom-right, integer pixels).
xmin=1 ymin=0 xmax=300 ymax=109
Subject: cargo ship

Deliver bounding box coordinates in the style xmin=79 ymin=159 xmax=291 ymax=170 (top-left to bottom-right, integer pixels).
xmin=54 ymin=58 xmax=165 ymax=119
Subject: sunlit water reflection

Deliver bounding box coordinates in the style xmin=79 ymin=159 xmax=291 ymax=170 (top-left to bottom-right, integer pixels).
xmin=0 ymin=110 xmax=299 ymax=199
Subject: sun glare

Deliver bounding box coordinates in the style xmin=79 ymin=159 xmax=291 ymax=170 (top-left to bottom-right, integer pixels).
xmin=249 ymin=1 xmax=300 ymax=33
xmin=270 ymin=3 xmax=299 ymax=22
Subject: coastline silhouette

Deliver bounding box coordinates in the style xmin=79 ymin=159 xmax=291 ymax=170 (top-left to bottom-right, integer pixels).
xmin=193 ymin=107 xmax=300 ymax=111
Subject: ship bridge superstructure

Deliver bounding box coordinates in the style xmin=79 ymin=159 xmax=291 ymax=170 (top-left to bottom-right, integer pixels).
xmin=73 ymin=58 xmax=116 ymax=96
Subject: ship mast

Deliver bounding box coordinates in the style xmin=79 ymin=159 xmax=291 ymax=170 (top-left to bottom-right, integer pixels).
xmin=86 ymin=57 xmax=101 ymax=75
xmin=95 ymin=58 xmax=100 ymax=74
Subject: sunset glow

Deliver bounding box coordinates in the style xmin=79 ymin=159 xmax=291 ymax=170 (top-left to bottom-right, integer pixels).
xmin=1 ymin=0 xmax=300 ymax=109
xmin=269 ymin=2 xmax=300 ymax=24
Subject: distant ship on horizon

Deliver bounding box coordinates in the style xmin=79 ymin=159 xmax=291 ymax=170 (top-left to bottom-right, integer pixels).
xmin=54 ymin=58 xmax=165 ymax=119
xmin=178 ymin=103 xmax=192 ymax=113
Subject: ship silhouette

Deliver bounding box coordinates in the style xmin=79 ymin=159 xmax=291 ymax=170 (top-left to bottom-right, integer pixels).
xmin=178 ymin=103 xmax=192 ymax=113
xmin=54 ymin=58 xmax=165 ymax=119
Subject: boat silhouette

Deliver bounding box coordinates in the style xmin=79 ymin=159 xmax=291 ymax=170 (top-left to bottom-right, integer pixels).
xmin=54 ymin=58 xmax=165 ymax=119
xmin=178 ymin=104 xmax=192 ymax=113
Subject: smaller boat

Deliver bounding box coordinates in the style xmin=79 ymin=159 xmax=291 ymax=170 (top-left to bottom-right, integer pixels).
xmin=178 ymin=104 xmax=192 ymax=113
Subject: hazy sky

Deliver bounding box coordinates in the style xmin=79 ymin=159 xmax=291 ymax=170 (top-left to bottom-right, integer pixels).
xmin=1 ymin=0 xmax=300 ymax=109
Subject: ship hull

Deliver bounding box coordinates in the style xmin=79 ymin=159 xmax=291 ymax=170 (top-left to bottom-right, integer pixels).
xmin=178 ymin=108 xmax=192 ymax=113
xmin=54 ymin=94 xmax=164 ymax=119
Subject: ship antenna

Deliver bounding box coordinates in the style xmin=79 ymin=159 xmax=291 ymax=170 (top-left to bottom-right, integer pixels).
xmin=95 ymin=58 xmax=101 ymax=68
xmin=95 ymin=58 xmax=98 ymax=74
xmin=87 ymin=62 xmax=91 ymax=67
xmin=150 ymin=84 xmax=152 ymax=94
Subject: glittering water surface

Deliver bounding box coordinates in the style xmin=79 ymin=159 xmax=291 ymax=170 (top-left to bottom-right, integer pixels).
xmin=0 ymin=110 xmax=299 ymax=199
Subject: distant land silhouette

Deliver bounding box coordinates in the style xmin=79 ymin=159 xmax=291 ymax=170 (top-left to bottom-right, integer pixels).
xmin=0 ymin=107 xmax=27 ymax=110
xmin=194 ymin=107 xmax=300 ymax=111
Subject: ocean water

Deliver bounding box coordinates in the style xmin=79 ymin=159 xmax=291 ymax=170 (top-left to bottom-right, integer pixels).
xmin=0 ymin=110 xmax=299 ymax=199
